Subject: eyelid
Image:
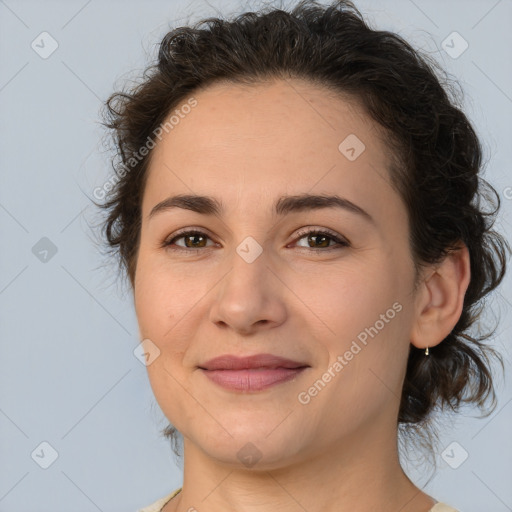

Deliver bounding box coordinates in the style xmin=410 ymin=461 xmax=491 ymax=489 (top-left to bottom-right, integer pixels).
xmin=162 ymin=227 xmax=217 ymax=249
xmin=292 ymin=226 xmax=350 ymax=248
xmin=162 ymin=226 xmax=350 ymax=252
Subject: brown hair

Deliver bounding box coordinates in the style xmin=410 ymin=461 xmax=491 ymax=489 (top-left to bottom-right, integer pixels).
xmin=98 ymin=0 xmax=509 ymax=464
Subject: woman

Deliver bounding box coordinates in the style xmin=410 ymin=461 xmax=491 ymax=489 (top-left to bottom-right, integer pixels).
xmin=98 ymin=1 xmax=509 ymax=511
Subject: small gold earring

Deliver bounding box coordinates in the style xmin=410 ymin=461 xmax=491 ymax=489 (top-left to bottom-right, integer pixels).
xmin=425 ymin=346 xmax=429 ymax=356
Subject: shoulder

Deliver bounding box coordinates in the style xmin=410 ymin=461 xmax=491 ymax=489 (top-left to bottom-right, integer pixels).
xmin=430 ymin=503 xmax=460 ymax=512
xmin=137 ymin=488 xmax=182 ymax=512
xmin=136 ymin=490 xmax=458 ymax=512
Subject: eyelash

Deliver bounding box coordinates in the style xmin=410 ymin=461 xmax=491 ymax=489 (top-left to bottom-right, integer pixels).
xmin=162 ymin=227 xmax=350 ymax=254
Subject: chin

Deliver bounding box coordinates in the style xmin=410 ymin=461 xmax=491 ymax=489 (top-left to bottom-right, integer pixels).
xmin=194 ymin=424 xmax=308 ymax=471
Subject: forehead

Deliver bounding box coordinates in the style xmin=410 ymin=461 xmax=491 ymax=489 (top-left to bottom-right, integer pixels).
xmin=143 ymin=78 xmax=397 ymax=221
xmin=164 ymin=78 xmax=379 ymax=151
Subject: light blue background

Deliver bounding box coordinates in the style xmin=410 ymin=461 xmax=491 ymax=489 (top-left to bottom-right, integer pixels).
xmin=1 ymin=1 xmax=511 ymax=511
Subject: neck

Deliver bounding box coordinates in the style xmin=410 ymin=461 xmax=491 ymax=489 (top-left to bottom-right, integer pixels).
xmin=164 ymin=419 xmax=436 ymax=512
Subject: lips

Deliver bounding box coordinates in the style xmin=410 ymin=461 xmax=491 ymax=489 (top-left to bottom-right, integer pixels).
xmin=198 ymin=354 xmax=310 ymax=392
xmin=198 ymin=353 xmax=308 ymax=371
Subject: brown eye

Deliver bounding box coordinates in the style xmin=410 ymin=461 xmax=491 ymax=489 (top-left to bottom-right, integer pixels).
xmin=164 ymin=230 xmax=215 ymax=251
xmin=162 ymin=227 xmax=349 ymax=254
xmin=294 ymin=228 xmax=350 ymax=251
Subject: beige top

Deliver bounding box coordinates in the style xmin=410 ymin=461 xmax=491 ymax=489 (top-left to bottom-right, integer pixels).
xmin=137 ymin=488 xmax=460 ymax=512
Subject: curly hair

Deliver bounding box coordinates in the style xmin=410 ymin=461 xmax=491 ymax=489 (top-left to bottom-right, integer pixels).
xmin=98 ymin=0 xmax=509 ymax=465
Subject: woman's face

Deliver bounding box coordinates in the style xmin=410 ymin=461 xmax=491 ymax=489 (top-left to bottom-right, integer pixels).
xmin=134 ymin=79 xmax=419 ymax=467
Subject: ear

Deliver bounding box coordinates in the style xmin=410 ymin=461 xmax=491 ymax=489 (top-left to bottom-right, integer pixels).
xmin=410 ymin=243 xmax=471 ymax=350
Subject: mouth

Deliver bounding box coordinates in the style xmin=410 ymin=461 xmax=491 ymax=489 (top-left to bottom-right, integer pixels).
xmin=199 ymin=367 xmax=308 ymax=392
xmin=198 ymin=353 xmax=310 ymax=392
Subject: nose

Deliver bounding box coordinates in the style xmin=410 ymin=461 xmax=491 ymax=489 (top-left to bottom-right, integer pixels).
xmin=208 ymin=246 xmax=287 ymax=335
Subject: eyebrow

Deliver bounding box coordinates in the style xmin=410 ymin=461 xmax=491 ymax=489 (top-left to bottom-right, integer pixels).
xmin=148 ymin=193 xmax=374 ymax=223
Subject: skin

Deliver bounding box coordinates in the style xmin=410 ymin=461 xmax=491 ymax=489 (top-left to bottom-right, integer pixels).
xmin=133 ymin=78 xmax=470 ymax=512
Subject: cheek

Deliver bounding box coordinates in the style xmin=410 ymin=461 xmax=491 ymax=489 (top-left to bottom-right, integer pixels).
xmin=135 ymin=249 xmax=189 ymax=323
xmin=134 ymin=251 xmax=177 ymax=338
xmin=310 ymin=261 xmax=410 ymax=374
xmin=133 ymin=250 xmax=211 ymax=345
xmin=305 ymin=263 xmax=395 ymax=328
